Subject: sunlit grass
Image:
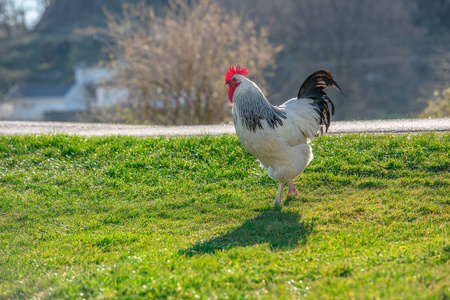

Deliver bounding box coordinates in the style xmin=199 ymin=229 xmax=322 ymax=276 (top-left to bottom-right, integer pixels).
xmin=0 ymin=133 xmax=449 ymax=299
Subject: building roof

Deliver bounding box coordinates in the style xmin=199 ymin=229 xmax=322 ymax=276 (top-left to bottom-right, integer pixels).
xmin=6 ymin=84 xmax=73 ymax=100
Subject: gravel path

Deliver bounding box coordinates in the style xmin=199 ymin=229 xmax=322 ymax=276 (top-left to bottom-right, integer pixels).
xmin=0 ymin=118 xmax=448 ymax=137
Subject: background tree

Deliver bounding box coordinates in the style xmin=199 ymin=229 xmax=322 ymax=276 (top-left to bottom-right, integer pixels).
xmin=0 ymin=0 xmax=26 ymax=38
xmin=221 ymin=0 xmax=423 ymax=119
xmin=411 ymin=0 xmax=450 ymax=96
xmin=101 ymin=0 xmax=280 ymax=125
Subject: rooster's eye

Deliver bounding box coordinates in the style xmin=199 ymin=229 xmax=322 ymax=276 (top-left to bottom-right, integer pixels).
xmin=228 ymin=78 xmax=238 ymax=85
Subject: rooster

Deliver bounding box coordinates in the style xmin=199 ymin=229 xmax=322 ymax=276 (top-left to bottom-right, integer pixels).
xmin=225 ymin=65 xmax=343 ymax=205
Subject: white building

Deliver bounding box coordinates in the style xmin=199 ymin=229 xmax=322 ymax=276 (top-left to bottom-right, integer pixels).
xmin=1 ymin=85 xmax=72 ymax=120
xmin=0 ymin=63 xmax=128 ymax=121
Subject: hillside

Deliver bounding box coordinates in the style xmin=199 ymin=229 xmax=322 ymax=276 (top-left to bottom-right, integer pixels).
xmin=0 ymin=0 xmax=169 ymax=94
xmin=0 ymin=31 xmax=101 ymax=91
xmin=34 ymin=0 xmax=169 ymax=33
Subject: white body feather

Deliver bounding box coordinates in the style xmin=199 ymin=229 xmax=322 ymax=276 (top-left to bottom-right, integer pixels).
xmin=232 ymin=75 xmax=321 ymax=183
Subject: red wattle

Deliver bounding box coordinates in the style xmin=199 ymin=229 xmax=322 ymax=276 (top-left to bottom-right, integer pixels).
xmin=228 ymin=87 xmax=235 ymax=103
xmin=227 ymin=81 xmax=240 ymax=103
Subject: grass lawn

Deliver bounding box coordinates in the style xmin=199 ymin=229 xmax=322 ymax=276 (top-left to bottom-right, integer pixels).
xmin=0 ymin=133 xmax=449 ymax=299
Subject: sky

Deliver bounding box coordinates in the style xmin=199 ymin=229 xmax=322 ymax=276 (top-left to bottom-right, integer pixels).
xmin=12 ymin=0 xmax=44 ymax=29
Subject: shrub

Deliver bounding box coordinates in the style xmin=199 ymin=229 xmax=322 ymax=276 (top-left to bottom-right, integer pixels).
xmin=101 ymin=0 xmax=280 ymax=125
xmin=420 ymin=88 xmax=450 ymax=118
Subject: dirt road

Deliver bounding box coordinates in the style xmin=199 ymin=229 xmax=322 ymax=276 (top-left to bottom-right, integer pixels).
xmin=0 ymin=118 xmax=448 ymax=137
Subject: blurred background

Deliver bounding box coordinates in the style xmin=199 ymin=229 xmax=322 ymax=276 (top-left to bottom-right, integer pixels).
xmin=0 ymin=0 xmax=449 ymax=124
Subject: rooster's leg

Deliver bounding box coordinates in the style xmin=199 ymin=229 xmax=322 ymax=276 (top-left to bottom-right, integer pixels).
xmin=274 ymin=182 xmax=284 ymax=205
xmin=286 ymin=181 xmax=299 ymax=197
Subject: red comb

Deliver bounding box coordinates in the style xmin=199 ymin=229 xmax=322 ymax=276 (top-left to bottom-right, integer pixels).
xmin=225 ymin=65 xmax=248 ymax=82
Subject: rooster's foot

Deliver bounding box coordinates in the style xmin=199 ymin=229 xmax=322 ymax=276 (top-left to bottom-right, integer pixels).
xmin=286 ymin=181 xmax=299 ymax=197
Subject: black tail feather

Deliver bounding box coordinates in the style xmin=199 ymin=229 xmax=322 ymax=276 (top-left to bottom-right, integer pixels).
xmin=297 ymin=70 xmax=343 ymax=133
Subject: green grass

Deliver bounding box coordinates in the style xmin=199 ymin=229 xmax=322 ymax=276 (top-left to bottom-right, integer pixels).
xmin=0 ymin=133 xmax=449 ymax=299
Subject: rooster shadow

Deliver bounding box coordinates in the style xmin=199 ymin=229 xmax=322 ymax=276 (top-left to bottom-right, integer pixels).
xmin=181 ymin=206 xmax=314 ymax=256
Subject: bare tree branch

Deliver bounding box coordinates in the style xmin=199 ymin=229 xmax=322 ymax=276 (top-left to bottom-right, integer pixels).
xmin=94 ymin=0 xmax=280 ymax=125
